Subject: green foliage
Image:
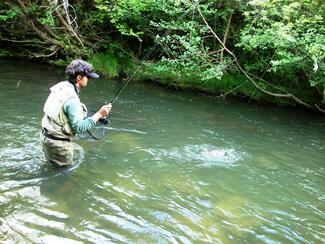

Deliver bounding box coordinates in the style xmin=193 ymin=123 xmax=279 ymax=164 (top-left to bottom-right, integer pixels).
xmin=147 ymin=1 xmax=236 ymax=83
xmin=51 ymin=59 xmax=67 ymax=67
xmin=39 ymin=9 xmax=56 ymax=27
xmin=0 ymin=0 xmax=323 ymax=108
xmin=92 ymin=0 xmax=158 ymax=40
xmin=141 ymin=61 xmax=262 ymax=100
xmin=0 ymin=48 xmax=12 ymax=57
xmin=0 ymin=7 xmax=20 ymax=21
xmin=238 ymin=0 xmax=325 ymax=89
xmin=90 ymin=52 xmax=119 ymax=77
xmin=89 ymin=43 xmax=137 ymax=78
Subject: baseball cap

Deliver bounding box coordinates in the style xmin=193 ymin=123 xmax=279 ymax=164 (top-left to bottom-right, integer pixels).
xmin=65 ymin=59 xmax=100 ymax=79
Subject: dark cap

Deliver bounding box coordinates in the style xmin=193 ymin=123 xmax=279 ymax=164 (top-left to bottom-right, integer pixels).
xmin=65 ymin=59 xmax=99 ymax=79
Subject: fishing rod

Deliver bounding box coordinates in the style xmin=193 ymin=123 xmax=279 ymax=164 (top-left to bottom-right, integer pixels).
xmin=97 ymin=39 xmax=162 ymax=126
xmin=109 ymin=39 xmax=161 ymax=104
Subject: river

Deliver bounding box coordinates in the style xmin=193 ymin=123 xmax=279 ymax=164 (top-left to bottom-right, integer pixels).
xmin=0 ymin=59 xmax=324 ymax=243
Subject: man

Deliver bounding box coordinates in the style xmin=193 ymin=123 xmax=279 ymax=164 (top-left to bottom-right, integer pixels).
xmin=41 ymin=59 xmax=112 ymax=167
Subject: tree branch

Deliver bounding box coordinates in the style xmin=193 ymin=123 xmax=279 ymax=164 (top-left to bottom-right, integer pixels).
xmin=196 ymin=4 xmax=323 ymax=112
xmin=15 ymin=0 xmax=64 ymax=49
xmin=220 ymin=12 xmax=232 ymax=61
xmin=53 ymin=7 xmax=85 ymax=49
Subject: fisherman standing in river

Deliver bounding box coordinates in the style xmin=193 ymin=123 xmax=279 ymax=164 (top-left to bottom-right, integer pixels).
xmin=41 ymin=59 xmax=112 ymax=167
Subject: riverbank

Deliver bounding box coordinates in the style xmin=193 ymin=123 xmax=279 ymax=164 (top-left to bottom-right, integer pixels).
xmin=87 ymin=54 xmax=323 ymax=111
xmin=2 ymin=55 xmax=322 ymax=112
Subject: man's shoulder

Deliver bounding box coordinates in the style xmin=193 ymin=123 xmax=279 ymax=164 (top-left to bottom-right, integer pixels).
xmin=50 ymin=80 xmax=69 ymax=90
xmin=51 ymin=81 xmax=78 ymax=98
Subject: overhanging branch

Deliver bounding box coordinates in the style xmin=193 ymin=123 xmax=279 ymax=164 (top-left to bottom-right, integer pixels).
xmin=196 ymin=3 xmax=324 ymax=112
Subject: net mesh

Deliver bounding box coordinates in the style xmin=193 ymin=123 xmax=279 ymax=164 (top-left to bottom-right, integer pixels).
xmin=76 ymin=110 xmax=110 ymax=140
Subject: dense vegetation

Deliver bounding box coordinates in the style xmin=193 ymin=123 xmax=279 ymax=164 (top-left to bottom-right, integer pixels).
xmin=0 ymin=0 xmax=324 ymax=111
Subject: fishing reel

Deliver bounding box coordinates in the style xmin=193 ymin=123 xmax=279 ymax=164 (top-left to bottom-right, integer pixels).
xmin=98 ymin=116 xmax=110 ymax=125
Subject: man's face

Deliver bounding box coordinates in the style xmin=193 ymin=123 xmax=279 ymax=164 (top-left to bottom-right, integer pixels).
xmin=76 ymin=75 xmax=89 ymax=88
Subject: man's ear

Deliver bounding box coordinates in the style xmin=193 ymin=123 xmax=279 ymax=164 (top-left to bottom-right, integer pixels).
xmin=76 ymin=75 xmax=82 ymax=81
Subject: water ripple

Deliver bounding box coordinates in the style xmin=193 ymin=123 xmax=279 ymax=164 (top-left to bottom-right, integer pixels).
xmin=151 ymin=144 xmax=248 ymax=167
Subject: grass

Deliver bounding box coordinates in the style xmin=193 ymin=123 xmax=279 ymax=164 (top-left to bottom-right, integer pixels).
xmin=89 ymin=52 xmax=119 ymax=78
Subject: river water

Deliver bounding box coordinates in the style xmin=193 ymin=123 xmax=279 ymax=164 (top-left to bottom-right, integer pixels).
xmin=0 ymin=59 xmax=324 ymax=243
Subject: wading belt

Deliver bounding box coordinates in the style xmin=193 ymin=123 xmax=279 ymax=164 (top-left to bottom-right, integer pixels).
xmin=42 ymin=128 xmax=71 ymax=142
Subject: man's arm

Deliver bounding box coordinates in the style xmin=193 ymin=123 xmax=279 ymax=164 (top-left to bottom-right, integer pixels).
xmin=63 ymin=98 xmax=96 ymax=134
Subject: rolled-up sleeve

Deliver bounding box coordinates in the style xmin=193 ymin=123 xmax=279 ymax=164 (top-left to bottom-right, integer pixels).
xmin=63 ymin=98 xmax=96 ymax=134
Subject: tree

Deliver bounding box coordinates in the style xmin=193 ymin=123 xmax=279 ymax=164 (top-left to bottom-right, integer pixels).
xmin=0 ymin=0 xmax=92 ymax=59
xmin=238 ymin=0 xmax=325 ymax=103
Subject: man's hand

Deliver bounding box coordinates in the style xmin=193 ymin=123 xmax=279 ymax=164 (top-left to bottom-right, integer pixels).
xmin=99 ymin=103 xmax=112 ymax=117
xmin=92 ymin=103 xmax=112 ymax=123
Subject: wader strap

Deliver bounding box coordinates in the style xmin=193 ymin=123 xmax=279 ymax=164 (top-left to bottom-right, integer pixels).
xmin=42 ymin=128 xmax=71 ymax=142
